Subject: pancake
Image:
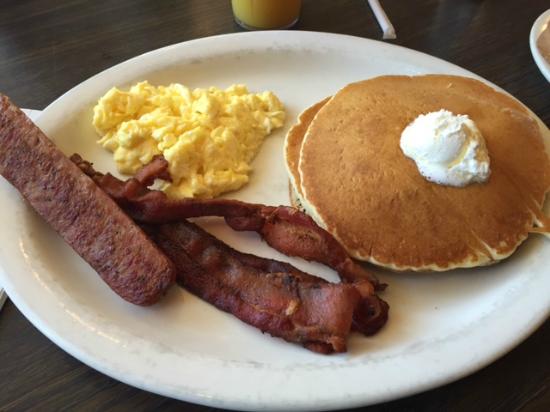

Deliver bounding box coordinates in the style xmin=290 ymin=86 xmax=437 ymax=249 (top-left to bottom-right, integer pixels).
xmin=292 ymin=75 xmax=550 ymax=271
xmin=284 ymin=97 xmax=330 ymax=210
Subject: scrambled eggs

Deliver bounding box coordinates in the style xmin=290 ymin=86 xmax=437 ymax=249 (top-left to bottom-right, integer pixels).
xmin=93 ymin=81 xmax=285 ymax=198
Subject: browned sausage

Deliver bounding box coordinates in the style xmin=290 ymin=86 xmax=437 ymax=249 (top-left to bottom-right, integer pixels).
xmin=0 ymin=94 xmax=175 ymax=305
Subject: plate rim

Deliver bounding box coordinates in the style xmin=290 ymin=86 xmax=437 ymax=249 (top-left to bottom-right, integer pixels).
xmin=1 ymin=31 xmax=549 ymax=411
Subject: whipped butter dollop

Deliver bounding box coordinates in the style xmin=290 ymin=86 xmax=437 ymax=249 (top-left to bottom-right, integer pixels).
xmin=400 ymin=110 xmax=491 ymax=187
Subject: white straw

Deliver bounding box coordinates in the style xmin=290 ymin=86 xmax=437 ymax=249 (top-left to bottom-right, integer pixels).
xmin=368 ymin=0 xmax=397 ymax=40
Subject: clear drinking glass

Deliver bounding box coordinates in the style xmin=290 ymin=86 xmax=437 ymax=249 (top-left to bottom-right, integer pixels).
xmin=231 ymin=0 xmax=302 ymax=30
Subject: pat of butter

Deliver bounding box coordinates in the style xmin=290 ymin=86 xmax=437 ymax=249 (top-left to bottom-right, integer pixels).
xmin=400 ymin=110 xmax=491 ymax=187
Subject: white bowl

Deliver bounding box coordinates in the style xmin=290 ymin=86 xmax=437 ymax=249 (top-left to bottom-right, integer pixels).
xmin=530 ymin=9 xmax=550 ymax=82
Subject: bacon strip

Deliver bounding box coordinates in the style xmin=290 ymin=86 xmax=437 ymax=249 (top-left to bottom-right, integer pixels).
xmin=71 ymin=154 xmax=385 ymax=292
xmin=144 ymin=220 xmax=360 ymax=353
xmin=72 ymin=155 xmax=389 ymax=336
xmin=209 ymin=241 xmax=388 ymax=336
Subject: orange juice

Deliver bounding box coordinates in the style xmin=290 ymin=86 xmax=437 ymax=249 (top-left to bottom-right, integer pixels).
xmin=231 ymin=0 xmax=301 ymax=30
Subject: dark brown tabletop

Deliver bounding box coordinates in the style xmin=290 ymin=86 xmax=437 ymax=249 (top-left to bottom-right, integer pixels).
xmin=1 ymin=1 xmax=549 ymax=411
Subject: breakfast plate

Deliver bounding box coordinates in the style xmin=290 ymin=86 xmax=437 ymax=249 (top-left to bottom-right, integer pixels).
xmin=0 ymin=32 xmax=548 ymax=411
xmin=530 ymin=9 xmax=550 ymax=82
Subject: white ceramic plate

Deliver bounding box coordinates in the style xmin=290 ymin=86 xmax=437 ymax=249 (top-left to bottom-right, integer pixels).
xmin=530 ymin=9 xmax=550 ymax=82
xmin=0 ymin=32 xmax=549 ymax=411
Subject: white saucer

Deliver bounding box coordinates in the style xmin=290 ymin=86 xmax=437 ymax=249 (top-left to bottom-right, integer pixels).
xmin=530 ymin=9 xmax=550 ymax=82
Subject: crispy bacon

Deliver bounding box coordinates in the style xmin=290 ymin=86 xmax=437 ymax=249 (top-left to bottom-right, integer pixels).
xmin=144 ymin=220 xmax=361 ymax=353
xmin=206 ymin=238 xmax=388 ymax=336
xmin=72 ymin=154 xmax=389 ymax=336
xmin=71 ymin=154 xmax=385 ymax=292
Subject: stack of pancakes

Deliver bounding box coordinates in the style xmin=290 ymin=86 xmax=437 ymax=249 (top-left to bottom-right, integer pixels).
xmin=285 ymin=75 xmax=550 ymax=271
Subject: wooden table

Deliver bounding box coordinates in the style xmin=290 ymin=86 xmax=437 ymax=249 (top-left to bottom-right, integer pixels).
xmin=1 ymin=1 xmax=549 ymax=410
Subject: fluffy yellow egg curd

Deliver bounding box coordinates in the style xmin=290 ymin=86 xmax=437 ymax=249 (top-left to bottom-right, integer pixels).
xmin=93 ymin=81 xmax=285 ymax=198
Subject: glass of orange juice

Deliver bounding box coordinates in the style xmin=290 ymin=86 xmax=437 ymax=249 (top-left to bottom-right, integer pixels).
xmin=231 ymin=0 xmax=302 ymax=30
